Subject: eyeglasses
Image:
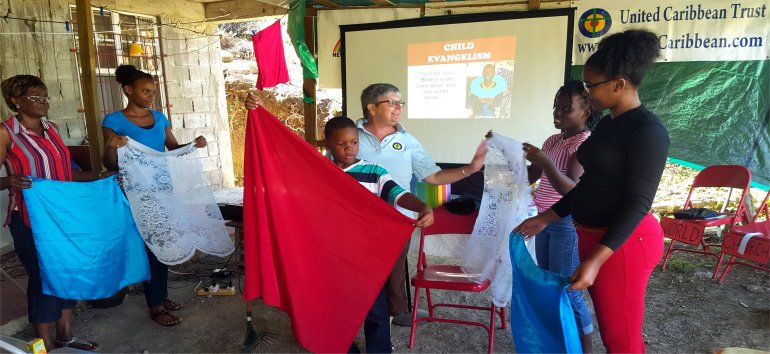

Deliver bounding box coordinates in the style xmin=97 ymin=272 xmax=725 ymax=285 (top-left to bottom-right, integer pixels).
xmin=581 ymin=78 xmax=618 ymax=93
xmin=21 ymin=96 xmax=52 ymax=104
xmin=375 ymin=99 xmax=405 ymax=107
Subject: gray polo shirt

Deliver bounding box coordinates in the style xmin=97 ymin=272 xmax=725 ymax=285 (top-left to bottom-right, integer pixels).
xmin=355 ymin=118 xmax=441 ymax=198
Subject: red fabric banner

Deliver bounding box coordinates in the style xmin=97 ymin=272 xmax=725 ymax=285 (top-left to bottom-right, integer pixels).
xmin=251 ymin=21 xmax=290 ymax=90
xmin=242 ymin=107 xmax=415 ymax=352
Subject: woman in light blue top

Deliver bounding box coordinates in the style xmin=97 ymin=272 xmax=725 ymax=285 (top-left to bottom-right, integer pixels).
xmin=101 ymin=64 xmax=206 ymax=327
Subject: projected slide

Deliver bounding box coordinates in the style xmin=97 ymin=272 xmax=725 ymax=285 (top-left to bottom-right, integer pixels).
xmin=407 ymin=36 xmax=516 ymax=119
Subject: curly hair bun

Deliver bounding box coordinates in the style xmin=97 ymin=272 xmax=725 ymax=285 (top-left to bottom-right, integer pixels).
xmin=115 ymin=64 xmax=152 ymax=87
xmin=587 ymin=29 xmax=660 ymax=86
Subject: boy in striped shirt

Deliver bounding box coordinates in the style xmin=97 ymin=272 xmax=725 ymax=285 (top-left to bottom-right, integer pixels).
xmin=324 ymin=116 xmax=433 ymax=353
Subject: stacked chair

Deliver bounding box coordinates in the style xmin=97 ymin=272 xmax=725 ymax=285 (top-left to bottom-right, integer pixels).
xmin=713 ymin=190 xmax=770 ymax=283
xmin=660 ymin=165 xmax=753 ymax=270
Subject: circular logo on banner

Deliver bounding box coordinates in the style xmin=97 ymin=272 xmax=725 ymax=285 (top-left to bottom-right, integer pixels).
xmin=392 ymin=142 xmax=403 ymax=150
xmin=579 ymin=8 xmax=612 ymax=38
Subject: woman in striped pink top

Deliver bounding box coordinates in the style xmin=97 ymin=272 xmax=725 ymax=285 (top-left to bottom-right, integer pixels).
xmin=523 ymin=81 xmax=601 ymax=353
xmin=1 ymin=75 xmax=113 ymax=352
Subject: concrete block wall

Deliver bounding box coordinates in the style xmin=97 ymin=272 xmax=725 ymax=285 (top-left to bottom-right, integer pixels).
xmin=0 ymin=0 xmax=85 ymax=145
xmin=161 ymin=20 xmax=235 ymax=189
xmin=0 ymin=0 xmax=235 ymax=189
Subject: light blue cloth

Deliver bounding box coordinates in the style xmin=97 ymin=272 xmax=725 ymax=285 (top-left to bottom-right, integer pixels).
xmin=509 ymin=232 xmax=582 ymax=353
xmin=22 ymin=177 xmax=150 ymax=300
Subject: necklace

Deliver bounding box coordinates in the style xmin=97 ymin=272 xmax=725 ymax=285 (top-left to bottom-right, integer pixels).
xmin=480 ymin=80 xmax=496 ymax=89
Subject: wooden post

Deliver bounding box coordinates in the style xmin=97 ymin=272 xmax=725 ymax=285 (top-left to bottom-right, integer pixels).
xmin=303 ymin=11 xmax=318 ymax=146
xmin=75 ymin=0 xmax=104 ymax=171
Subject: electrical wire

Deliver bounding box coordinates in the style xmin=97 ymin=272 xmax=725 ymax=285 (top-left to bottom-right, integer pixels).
xmin=0 ymin=13 xmax=221 ymax=37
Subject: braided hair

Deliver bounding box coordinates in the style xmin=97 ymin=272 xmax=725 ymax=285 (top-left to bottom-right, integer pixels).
xmin=554 ymin=80 xmax=603 ymax=131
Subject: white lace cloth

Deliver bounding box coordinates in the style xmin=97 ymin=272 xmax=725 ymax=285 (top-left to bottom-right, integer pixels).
xmin=118 ymin=139 xmax=235 ymax=265
xmin=461 ymin=133 xmax=533 ymax=307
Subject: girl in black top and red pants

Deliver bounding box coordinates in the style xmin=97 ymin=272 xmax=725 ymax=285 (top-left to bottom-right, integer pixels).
xmin=516 ymin=29 xmax=669 ymax=353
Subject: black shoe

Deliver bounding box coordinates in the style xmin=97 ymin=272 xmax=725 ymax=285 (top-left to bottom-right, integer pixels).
xmin=391 ymin=309 xmax=429 ymax=327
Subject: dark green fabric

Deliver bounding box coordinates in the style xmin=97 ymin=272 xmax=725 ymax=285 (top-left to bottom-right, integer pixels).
xmin=288 ymin=0 xmax=318 ymax=81
xmin=572 ymin=60 xmax=770 ymax=189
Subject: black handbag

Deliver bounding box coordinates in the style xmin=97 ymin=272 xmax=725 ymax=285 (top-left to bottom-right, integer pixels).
xmin=672 ymin=207 xmax=721 ymax=219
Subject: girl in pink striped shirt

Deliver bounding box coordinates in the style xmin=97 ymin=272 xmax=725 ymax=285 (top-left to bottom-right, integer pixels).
xmin=523 ymin=81 xmax=600 ymax=353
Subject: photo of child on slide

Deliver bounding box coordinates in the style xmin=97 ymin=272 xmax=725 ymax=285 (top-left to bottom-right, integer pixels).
xmin=466 ymin=61 xmax=514 ymax=118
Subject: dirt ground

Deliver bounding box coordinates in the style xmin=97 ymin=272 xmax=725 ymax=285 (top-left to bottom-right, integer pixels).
xmin=7 ymin=245 xmax=769 ymax=353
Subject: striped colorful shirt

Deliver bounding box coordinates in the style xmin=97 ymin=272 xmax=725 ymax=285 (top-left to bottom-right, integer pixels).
xmin=343 ymin=160 xmax=407 ymax=207
xmin=3 ymin=115 xmax=72 ymax=226
xmin=533 ymin=131 xmax=590 ymax=212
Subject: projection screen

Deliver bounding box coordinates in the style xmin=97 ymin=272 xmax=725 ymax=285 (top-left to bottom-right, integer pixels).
xmin=341 ymin=9 xmax=575 ymax=163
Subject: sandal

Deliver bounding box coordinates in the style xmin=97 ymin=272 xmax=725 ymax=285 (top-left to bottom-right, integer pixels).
xmin=55 ymin=337 xmax=101 ymax=351
xmin=163 ymin=298 xmax=183 ymax=311
xmin=151 ymin=308 xmax=182 ymax=326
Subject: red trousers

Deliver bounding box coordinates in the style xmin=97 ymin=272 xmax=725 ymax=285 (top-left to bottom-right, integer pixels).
xmin=576 ymin=213 xmax=663 ymax=353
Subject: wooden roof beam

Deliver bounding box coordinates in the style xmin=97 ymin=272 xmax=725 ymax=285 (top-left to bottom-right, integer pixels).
xmin=203 ymin=0 xmax=288 ymax=22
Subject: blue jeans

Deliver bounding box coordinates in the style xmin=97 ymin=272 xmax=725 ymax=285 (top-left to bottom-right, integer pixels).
xmin=349 ymin=286 xmax=392 ymax=353
xmin=535 ymin=215 xmax=594 ymax=335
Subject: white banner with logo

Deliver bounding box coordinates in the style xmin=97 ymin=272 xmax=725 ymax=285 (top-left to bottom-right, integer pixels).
xmin=573 ymin=0 xmax=769 ymax=64
xmin=317 ymin=8 xmax=422 ymax=88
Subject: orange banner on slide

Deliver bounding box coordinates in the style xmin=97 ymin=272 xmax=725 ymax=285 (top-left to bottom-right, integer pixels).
xmin=408 ymin=36 xmax=517 ymax=66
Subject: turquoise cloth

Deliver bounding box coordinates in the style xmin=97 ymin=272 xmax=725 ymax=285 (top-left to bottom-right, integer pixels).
xmin=22 ymin=177 xmax=150 ymax=300
xmin=509 ymin=232 xmax=582 ymax=353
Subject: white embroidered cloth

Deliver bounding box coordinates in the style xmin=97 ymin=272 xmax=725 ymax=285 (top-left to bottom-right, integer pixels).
xmin=118 ymin=139 xmax=235 ymax=265
xmin=462 ymin=133 xmax=532 ymax=307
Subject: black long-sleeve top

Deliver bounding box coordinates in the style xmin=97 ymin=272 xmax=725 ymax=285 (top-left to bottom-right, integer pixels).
xmin=551 ymin=105 xmax=669 ymax=251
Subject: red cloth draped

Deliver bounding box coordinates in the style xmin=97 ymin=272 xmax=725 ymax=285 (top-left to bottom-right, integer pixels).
xmin=252 ymin=21 xmax=290 ymax=90
xmin=242 ymin=107 xmax=415 ymax=353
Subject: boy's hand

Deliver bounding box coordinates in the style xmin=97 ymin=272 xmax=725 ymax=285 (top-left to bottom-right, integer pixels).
xmin=414 ymin=205 xmax=434 ymax=228
xmin=245 ymin=92 xmax=262 ymax=110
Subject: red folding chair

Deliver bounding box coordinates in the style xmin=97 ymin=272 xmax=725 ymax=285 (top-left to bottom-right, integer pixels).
xmin=408 ymin=207 xmax=505 ymax=354
xmin=714 ymin=190 xmax=770 ymax=283
xmin=660 ymin=165 xmax=752 ymax=270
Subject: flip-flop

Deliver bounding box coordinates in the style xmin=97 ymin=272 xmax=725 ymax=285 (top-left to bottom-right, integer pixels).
xmin=163 ymin=298 xmax=183 ymax=311
xmin=55 ymin=337 xmax=101 ymax=351
xmin=152 ymin=308 xmax=182 ymax=326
